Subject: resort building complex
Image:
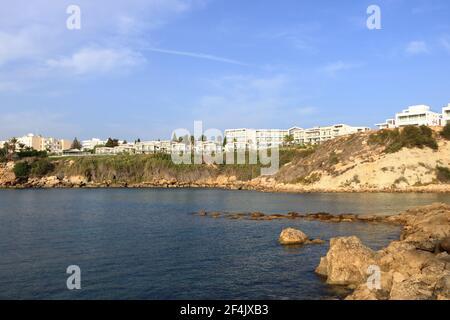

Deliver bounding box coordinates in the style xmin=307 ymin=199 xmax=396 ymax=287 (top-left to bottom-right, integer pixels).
xmin=224 ymin=125 xmax=370 ymax=150
xmin=2 ymin=101 xmax=449 ymax=156
xmin=376 ymin=104 xmax=450 ymax=129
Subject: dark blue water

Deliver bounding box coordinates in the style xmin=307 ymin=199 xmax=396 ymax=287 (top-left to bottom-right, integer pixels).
xmin=1 ymin=189 xmax=449 ymax=300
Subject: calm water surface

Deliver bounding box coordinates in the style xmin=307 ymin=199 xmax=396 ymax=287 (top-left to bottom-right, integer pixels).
xmin=1 ymin=189 xmax=450 ymax=300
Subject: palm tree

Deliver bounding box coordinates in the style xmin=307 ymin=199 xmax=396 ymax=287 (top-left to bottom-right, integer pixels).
xmin=284 ymin=134 xmax=294 ymax=146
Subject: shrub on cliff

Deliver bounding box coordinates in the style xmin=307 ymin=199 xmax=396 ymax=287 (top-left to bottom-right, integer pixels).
xmin=0 ymin=147 xmax=7 ymax=163
xmin=13 ymin=162 xmax=31 ymax=180
xmin=440 ymin=123 xmax=450 ymax=140
xmin=369 ymin=126 xmax=438 ymax=153
xmin=436 ymin=166 xmax=450 ymax=183
xmin=30 ymin=159 xmax=55 ymax=177
xmin=16 ymin=149 xmax=47 ymax=159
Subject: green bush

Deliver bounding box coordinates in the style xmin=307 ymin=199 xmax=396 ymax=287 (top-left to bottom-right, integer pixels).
xmin=441 ymin=123 xmax=450 ymax=140
xmin=0 ymin=148 xmax=7 ymax=163
xmin=31 ymin=159 xmax=55 ymax=177
xmin=13 ymin=162 xmax=31 ymax=180
xmin=17 ymin=149 xmax=47 ymax=158
xmin=369 ymin=126 xmax=438 ymax=153
xmin=436 ymin=166 xmax=450 ymax=183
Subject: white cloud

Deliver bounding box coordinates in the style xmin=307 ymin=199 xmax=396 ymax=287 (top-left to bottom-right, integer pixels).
xmin=190 ymin=74 xmax=306 ymax=129
xmin=145 ymin=47 xmax=248 ymax=66
xmin=405 ymin=41 xmax=429 ymax=55
xmin=46 ymin=47 xmax=144 ymax=75
xmin=440 ymin=37 xmax=450 ymax=53
xmin=295 ymin=106 xmax=316 ymax=116
xmin=319 ymin=61 xmax=362 ymax=77
xmin=0 ymin=28 xmax=45 ymax=66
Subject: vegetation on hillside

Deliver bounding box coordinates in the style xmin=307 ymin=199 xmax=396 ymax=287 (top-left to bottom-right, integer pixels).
xmin=436 ymin=166 xmax=450 ymax=183
xmin=440 ymin=123 xmax=450 ymax=140
xmin=368 ymin=125 xmax=438 ymax=153
xmin=50 ymin=148 xmax=307 ymax=184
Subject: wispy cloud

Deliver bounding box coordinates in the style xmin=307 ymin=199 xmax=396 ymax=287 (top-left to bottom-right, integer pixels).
xmin=190 ymin=74 xmax=307 ymax=129
xmin=440 ymin=36 xmax=450 ymax=53
xmin=0 ymin=27 xmax=46 ymax=66
xmin=405 ymin=41 xmax=429 ymax=55
xmin=295 ymin=106 xmax=316 ymax=116
xmin=319 ymin=61 xmax=363 ymax=77
xmin=145 ymin=47 xmax=249 ymax=66
xmin=46 ymin=47 xmax=144 ymax=75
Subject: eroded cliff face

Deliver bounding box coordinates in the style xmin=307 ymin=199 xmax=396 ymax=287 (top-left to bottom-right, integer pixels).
xmin=3 ymin=130 xmax=450 ymax=192
xmin=0 ymin=162 xmax=15 ymax=186
xmin=252 ymin=131 xmax=450 ymax=193
xmin=316 ymin=203 xmax=450 ymax=300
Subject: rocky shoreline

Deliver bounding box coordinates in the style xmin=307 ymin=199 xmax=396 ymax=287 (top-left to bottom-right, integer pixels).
xmin=195 ymin=204 xmax=450 ymax=300
xmin=3 ymin=173 xmax=450 ymax=194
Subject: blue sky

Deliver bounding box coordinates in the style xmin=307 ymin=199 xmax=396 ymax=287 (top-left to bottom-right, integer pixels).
xmin=1 ymin=0 xmax=450 ymax=140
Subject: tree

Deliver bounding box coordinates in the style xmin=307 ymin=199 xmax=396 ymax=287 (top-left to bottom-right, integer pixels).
xmin=105 ymin=138 xmax=119 ymax=148
xmin=284 ymin=134 xmax=294 ymax=145
xmin=222 ymin=137 xmax=227 ymax=147
xmin=71 ymin=137 xmax=82 ymax=150
xmin=172 ymin=133 xmax=178 ymax=142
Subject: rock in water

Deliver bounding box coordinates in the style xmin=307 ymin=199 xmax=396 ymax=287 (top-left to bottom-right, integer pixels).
xmin=316 ymin=236 xmax=376 ymax=286
xmin=279 ymin=228 xmax=309 ymax=245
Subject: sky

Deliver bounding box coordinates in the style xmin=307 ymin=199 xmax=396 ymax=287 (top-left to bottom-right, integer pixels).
xmin=0 ymin=0 xmax=450 ymax=141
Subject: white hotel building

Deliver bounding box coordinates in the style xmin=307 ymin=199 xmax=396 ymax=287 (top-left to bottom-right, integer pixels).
xmin=442 ymin=104 xmax=450 ymax=126
xmin=225 ymin=124 xmax=370 ymax=150
xmin=82 ymin=138 xmax=106 ymax=151
xmin=376 ymin=105 xmax=444 ymax=129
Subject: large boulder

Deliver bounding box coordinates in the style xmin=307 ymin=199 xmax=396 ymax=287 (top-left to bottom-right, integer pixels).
xmin=315 ymin=236 xmax=376 ymax=286
xmin=279 ymin=228 xmax=308 ymax=245
xmin=440 ymin=237 xmax=450 ymax=254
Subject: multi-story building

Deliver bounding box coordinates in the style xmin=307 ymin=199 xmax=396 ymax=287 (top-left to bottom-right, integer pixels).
xmin=224 ymin=128 xmax=289 ymax=150
xmin=40 ymin=137 xmax=72 ymax=153
xmin=292 ymin=124 xmax=369 ymax=145
xmin=395 ymin=105 xmax=441 ymax=127
xmin=193 ymin=141 xmax=223 ymax=154
xmin=224 ymin=129 xmax=257 ymax=150
xmin=375 ymin=119 xmax=396 ymax=130
xmin=17 ymin=134 xmax=43 ymax=150
xmin=82 ymin=138 xmax=106 ymax=151
xmin=442 ymin=104 xmax=450 ymax=126
xmin=225 ymin=124 xmax=369 ymax=148
xmin=255 ymin=129 xmax=289 ymax=148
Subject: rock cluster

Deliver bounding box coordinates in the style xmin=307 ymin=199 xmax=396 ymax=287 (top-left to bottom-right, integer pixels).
xmin=316 ymin=203 xmax=450 ymax=300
